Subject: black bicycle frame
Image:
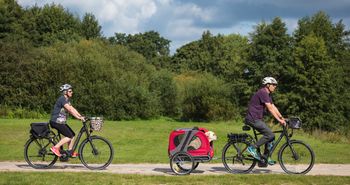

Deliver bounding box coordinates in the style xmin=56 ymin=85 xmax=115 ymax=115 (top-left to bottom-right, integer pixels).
xmin=252 ymin=126 xmax=291 ymax=158
xmin=70 ymin=121 xmax=92 ymax=152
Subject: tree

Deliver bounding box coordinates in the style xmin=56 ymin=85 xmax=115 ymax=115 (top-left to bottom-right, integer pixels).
xmin=292 ymin=11 xmax=350 ymax=132
xmin=172 ymin=31 xmax=249 ymax=77
xmin=0 ymin=0 xmax=25 ymax=41
xmin=246 ymin=17 xmax=295 ymax=118
xmin=108 ymin=31 xmax=171 ymax=60
xmin=294 ymin=11 xmax=348 ymax=60
xmin=247 ymin=17 xmax=293 ymax=87
xmin=25 ymin=3 xmax=81 ymax=46
xmin=287 ymin=34 xmax=343 ymax=131
xmin=81 ymin=13 xmax=101 ymax=40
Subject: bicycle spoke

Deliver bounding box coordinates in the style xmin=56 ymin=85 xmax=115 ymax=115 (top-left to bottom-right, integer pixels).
xmin=222 ymin=141 xmax=256 ymax=173
xmin=278 ymin=140 xmax=315 ymax=174
xmin=79 ymin=136 xmax=114 ymax=170
xmin=24 ymin=137 xmax=57 ymax=169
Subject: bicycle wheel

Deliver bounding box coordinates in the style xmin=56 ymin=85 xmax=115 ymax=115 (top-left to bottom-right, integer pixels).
xmin=278 ymin=140 xmax=315 ymax=174
xmin=79 ymin=136 xmax=114 ymax=170
xmin=170 ymin=152 xmax=195 ymax=175
xmin=222 ymin=141 xmax=256 ymax=173
xmin=24 ymin=137 xmax=58 ymax=169
xmin=177 ymin=162 xmax=199 ymax=171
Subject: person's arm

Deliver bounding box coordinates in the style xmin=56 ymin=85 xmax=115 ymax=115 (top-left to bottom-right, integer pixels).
xmin=64 ymin=104 xmax=84 ymax=121
xmin=265 ymin=103 xmax=286 ymax=126
xmin=272 ymin=104 xmax=283 ymax=119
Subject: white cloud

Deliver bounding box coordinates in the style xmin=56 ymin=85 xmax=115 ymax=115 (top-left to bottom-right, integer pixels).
xmin=173 ymin=3 xmax=214 ymax=22
xmin=228 ymin=21 xmax=256 ymax=36
xmin=18 ymin=0 xmax=158 ymax=35
xmin=167 ymin=19 xmax=203 ymax=39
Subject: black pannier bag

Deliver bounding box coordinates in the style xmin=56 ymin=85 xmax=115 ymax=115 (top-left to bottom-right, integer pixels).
xmin=227 ymin=133 xmax=250 ymax=142
xmin=30 ymin=122 xmax=50 ymax=138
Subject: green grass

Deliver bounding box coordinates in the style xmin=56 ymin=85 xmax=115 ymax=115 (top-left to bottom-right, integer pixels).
xmin=0 ymin=172 xmax=349 ymax=185
xmin=0 ymin=118 xmax=349 ymax=163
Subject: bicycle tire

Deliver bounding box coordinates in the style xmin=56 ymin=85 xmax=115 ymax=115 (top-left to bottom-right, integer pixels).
xmin=222 ymin=141 xmax=256 ymax=173
xmin=79 ymin=135 xmax=114 ymax=170
xmin=177 ymin=162 xmax=199 ymax=171
xmin=278 ymin=140 xmax=315 ymax=174
xmin=170 ymin=152 xmax=195 ymax=175
xmin=24 ymin=137 xmax=58 ymax=169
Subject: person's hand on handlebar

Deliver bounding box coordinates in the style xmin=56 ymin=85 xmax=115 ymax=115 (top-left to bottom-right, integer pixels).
xmin=79 ymin=115 xmax=86 ymax=122
xmin=279 ymin=117 xmax=287 ymax=127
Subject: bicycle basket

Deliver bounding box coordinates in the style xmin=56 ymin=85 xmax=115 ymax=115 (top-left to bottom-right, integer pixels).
xmin=90 ymin=117 xmax=103 ymax=131
xmin=288 ymin=117 xmax=302 ymax=129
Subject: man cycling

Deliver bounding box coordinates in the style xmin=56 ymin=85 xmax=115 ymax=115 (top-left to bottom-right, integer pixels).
xmin=49 ymin=84 xmax=85 ymax=157
xmin=245 ymin=77 xmax=286 ymax=165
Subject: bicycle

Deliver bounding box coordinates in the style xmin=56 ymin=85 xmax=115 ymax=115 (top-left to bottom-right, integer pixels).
xmin=24 ymin=117 xmax=114 ymax=170
xmin=222 ymin=117 xmax=315 ymax=174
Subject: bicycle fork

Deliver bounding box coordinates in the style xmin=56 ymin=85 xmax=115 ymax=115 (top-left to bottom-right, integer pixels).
xmin=88 ymin=137 xmax=99 ymax=155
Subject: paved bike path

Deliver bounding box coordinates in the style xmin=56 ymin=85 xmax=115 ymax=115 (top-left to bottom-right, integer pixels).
xmin=0 ymin=162 xmax=349 ymax=176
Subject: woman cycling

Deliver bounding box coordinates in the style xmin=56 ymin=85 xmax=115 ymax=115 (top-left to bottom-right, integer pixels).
xmin=49 ymin=84 xmax=85 ymax=157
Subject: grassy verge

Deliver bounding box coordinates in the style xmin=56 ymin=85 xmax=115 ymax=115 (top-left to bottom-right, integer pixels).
xmin=0 ymin=118 xmax=349 ymax=163
xmin=1 ymin=172 xmax=350 ymax=185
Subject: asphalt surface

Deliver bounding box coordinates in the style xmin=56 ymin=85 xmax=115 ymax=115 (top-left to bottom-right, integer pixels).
xmin=0 ymin=162 xmax=349 ymax=176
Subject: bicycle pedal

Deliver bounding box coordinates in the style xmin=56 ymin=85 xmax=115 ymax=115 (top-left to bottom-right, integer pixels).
xmin=59 ymin=157 xmax=69 ymax=162
xmin=258 ymin=162 xmax=268 ymax=168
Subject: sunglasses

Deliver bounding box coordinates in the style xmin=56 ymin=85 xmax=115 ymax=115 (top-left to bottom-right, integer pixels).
xmin=67 ymin=90 xmax=73 ymax=93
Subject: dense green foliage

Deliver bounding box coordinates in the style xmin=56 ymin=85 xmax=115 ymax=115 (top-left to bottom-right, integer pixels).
xmin=108 ymin=31 xmax=171 ymax=61
xmin=0 ymin=0 xmax=349 ymax=133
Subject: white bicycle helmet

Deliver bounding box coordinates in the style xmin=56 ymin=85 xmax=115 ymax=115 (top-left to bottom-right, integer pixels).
xmin=262 ymin=77 xmax=278 ymax=85
xmin=59 ymin=84 xmax=72 ymax=92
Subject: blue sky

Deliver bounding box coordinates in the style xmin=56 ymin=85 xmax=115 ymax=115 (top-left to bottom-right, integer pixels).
xmin=17 ymin=0 xmax=350 ymax=53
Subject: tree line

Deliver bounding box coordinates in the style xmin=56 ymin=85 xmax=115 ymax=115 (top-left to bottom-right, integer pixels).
xmin=0 ymin=0 xmax=349 ymax=134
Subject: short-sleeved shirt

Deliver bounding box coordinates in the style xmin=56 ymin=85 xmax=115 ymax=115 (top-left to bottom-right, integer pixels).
xmin=245 ymin=88 xmax=273 ymax=122
xmin=50 ymin=96 xmax=70 ymax=124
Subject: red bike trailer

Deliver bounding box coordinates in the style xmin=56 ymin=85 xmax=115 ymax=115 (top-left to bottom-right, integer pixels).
xmin=168 ymin=127 xmax=214 ymax=175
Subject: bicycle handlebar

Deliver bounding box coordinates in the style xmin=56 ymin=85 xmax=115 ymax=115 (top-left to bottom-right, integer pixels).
xmin=82 ymin=116 xmax=100 ymax=122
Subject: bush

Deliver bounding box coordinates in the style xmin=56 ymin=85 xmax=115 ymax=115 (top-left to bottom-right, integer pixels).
xmin=175 ymin=72 xmax=240 ymax=121
xmin=149 ymin=70 xmax=180 ymax=118
xmin=0 ymin=105 xmax=47 ymax=119
xmin=0 ymin=40 xmax=167 ymax=120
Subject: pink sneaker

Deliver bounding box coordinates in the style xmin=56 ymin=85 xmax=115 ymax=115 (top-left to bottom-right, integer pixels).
xmin=71 ymin=152 xmax=79 ymax=158
xmin=50 ymin=146 xmax=61 ymax=157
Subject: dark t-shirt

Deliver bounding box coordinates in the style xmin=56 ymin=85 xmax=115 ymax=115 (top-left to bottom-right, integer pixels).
xmin=245 ymin=88 xmax=273 ymax=122
xmin=50 ymin=96 xmax=70 ymax=124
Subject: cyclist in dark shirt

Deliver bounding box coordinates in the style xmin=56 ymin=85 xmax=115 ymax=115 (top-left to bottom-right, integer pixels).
xmin=245 ymin=77 xmax=286 ymax=165
xmin=50 ymin=84 xmax=85 ymax=157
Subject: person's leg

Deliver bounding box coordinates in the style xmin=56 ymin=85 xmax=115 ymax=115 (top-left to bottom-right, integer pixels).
xmin=54 ymin=137 xmax=72 ymax=148
xmin=264 ymin=140 xmax=274 ymax=155
xmin=62 ymin=124 xmax=78 ymax=157
xmin=49 ymin=122 xmax=74 ymax=156
xmin=64 ymin=124 xmax=76 ymax=151
xmin=245 ymin=120 xmax=266 ymax=160
xmin=68 ymin=137 xmax=75 ymax=150
xmin=252 ymin=120 xmax=274 ymax=148
xmin=252 ymin=120 xmax=276 ymax=165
